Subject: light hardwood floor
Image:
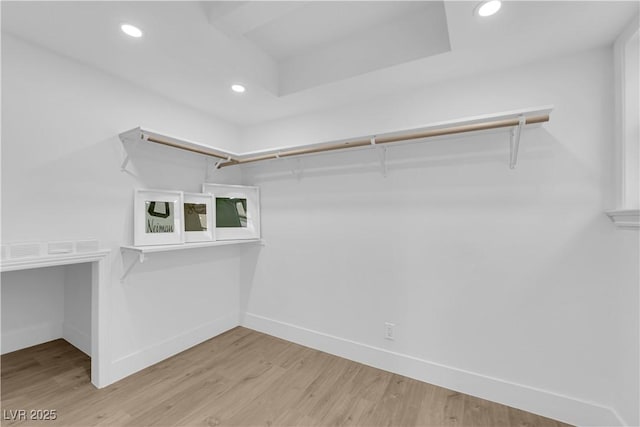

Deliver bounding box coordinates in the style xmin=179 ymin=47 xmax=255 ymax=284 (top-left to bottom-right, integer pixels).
xmin=1 ymin=327 xmax=572 ymax=426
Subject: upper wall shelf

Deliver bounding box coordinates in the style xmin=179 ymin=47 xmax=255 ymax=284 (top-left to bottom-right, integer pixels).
xmin=119 ymin=239 xmax=264 ymax=281
xmin=120 ymin=239 xmax=264 ymax=255
xmin=119 ymin=106 xmax=553 ymax=170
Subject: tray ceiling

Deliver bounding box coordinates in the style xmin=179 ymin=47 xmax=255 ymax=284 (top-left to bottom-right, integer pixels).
xmin=1 ymin=1 xmax=638 ymax=125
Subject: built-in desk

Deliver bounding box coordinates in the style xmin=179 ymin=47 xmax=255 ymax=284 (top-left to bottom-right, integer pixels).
xmin=1 ymin=250 xmax=111 ymax=388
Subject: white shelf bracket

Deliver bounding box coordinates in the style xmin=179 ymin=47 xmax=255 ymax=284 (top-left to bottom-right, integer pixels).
xmin=205 ymin=156 xmax=231 ymax=181
xmin=289 ymin=158 xmax=304 ymax=181
xmin=509 ymin=115 xmax=526 ymax=169
xmin=204 ymin=158 xmax=214 ymax=182
xmin=120 ymin=154 xmax=131 ymax=172
xmin=214 ymin=155 xmax=232 ymax=170
xmin=377 ymin=146 xmax=388 ymax=177
xmin=120 ymin=250 xmax=145 ymax=282
xmin=120 ymin=133 xmax=146 ymax=172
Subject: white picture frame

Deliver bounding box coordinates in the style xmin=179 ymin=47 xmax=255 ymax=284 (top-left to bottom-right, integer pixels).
xmin=183 ymin=192 xmax=215 ymax=243
xmin=134 ymin=189 xmax=184 ymax=246
xmin=202 ymin=183 xmax=260 ymax=240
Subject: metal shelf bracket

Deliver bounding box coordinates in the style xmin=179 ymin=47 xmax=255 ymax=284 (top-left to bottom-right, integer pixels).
xmin=509 ymin=115 xmax=526 ymax=169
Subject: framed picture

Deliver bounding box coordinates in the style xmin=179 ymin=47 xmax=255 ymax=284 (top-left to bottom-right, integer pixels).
xmin=134 ymin=189 xmax=184 ymax=246
xmin=202 ymin=184 xmax=260 ymax=240
xmin=183 ymin=192 xmax=215 ymax=243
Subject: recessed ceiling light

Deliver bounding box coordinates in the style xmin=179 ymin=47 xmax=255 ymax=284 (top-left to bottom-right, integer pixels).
xmin=121 ymin=24 xmax=143 ymax=38
xmin=231 ymin=84 xmax=246 ymax=93
xmin=475 ymin=0 xmax=502 ymax=17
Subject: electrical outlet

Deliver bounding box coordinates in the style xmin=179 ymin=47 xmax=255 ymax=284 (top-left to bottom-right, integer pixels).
xmin=384 ymin=322 xmax=395 ymax=340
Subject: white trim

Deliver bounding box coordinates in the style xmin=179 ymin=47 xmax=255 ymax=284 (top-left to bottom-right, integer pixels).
xmin=0 ymin=250 xmax=110 ymax=272
xmin=606 ymin=209 xmax=640 ymax=230
xmin=0 ymin=321 xmax=64 ymax=355
xmin=109 ymin=312 xmax=240 ymax=385
xmin=63 ymin=322 xmax=91 ymax=356
xmin=242 ymin=313 xmax=625 ymax=427
xmin=613 ymin=16 xmax=640 ymax=210
xmin=91 ymin=253 xmax=110 ymax=388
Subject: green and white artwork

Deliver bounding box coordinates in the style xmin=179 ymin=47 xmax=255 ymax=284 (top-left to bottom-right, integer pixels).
xmin=135 ymin=189 xmax=184 ymax=246
xmin=145 ymin=201 xmax=175 ymax=233
xmin=201 ymin=184 xmax=259 ymax=241
xmin=216 ymin=198 xmax=247 ymax=227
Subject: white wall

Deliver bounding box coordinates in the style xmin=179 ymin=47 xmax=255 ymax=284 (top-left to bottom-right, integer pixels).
xmin=240 ymin=47 xmax=639 ymax=427
xmin=1 ymin=34 xmax=244 ymax=383
xmin=1 ymin=267 xmax=65 ymax=353
xmin=1 ymin=262 xmax=93 ymax=357
xmin=63 ymin=262 xmax=92 ymax=355
xmin=2 ymin=31 xmax=638 ymax=427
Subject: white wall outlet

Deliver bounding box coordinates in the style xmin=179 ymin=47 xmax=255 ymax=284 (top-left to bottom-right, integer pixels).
xmin=384 ymin=322 xmax=395 ymax=340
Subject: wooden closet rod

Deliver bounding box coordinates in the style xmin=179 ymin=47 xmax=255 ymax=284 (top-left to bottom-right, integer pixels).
xmin=218 ymin=114 xmax=549 ymax=168
xmin=119 ymin=107 xmax=552 ymax=172
xmin=146 ymin=136 xmax=232 ymax=160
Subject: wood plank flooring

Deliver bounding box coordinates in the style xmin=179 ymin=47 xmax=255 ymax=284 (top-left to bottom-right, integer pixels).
xmin=1 ymin=327 xmax=572 ymax=426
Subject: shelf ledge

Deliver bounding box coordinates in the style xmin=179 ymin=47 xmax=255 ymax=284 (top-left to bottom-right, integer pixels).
xmin=121 ymin=239 xmax=264 ymax=254
xmin=1 ymin=250 xmax=111 ymax=273
xmin=119 ymin=105 xmax=553 ymax=171
xmin=119 ymin=239 xmax=264 ymax=281
xmin=605 ymin=209 xmax=640 ymax=230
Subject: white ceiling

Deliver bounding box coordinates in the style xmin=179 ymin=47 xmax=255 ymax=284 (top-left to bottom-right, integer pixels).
xmin=2 ymin=1 xmax=638 ymax=126
xmin=242 ymin=2 xmax=439 ymax=60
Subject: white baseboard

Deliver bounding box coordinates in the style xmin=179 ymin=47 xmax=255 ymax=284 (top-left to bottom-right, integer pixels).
xmin=109 ymin=312 xmax=240 ymax=385
xmin=242 ymin=313 xmax=625 ymax=427
xmin=63 ymin=323 xmax=91 ymax=356
xmin=1 ymin=321 xmax=64 ymax=355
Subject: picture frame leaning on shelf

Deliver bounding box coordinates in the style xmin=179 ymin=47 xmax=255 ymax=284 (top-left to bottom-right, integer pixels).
xmin=201 ymin=183 xmax=260 ymax=241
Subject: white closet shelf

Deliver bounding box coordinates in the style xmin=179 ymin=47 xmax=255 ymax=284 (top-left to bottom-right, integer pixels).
xmin=121 ymin=239 xmax=264 ymax=254
xmin=605 ymin=209 xmax=640 ymax=229
xmin=119 ymin=239 xmax=264 ymax=281
xmin=119 ymin=105 xmax=553 ymax=171
xmin=1 ymin=250 xmax=111 ymax=273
